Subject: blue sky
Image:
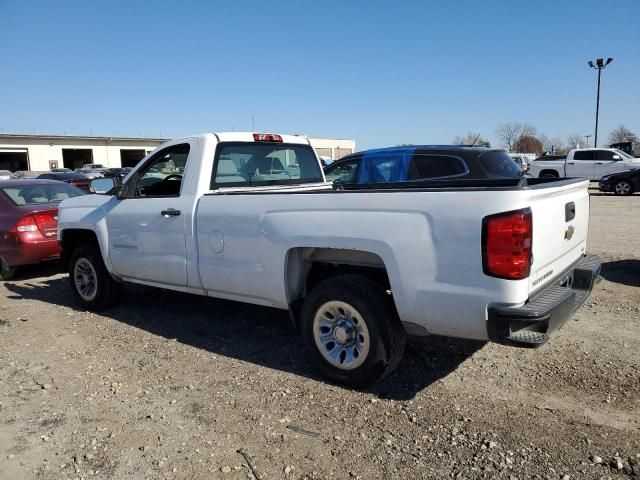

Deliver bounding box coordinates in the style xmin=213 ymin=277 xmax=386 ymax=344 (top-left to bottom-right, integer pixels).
xmin=1 ymin=0 xmax=638 ymax=150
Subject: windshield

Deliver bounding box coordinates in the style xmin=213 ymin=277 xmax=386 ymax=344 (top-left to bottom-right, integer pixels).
xmin=1 ymin=183 xmax=85 ymax=205
xmin=614 ymin=149 xmax=634 ymax=160
xmin=211 ymin=143 xmax=323 ymax=188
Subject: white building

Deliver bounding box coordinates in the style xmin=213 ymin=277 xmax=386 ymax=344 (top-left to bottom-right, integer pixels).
xmin=307 ymin=137 xmax=356 ymax=160
xmin=0 ymin=133 xmax=356 ymax=173
xmin=0 ymin=133 xmax=165 ymax=172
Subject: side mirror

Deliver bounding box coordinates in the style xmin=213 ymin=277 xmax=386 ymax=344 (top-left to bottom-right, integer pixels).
xmin=612 ymin=154 xmax=621 ymax=161
xmin=90 ymin=177 xmax=117 ymax=194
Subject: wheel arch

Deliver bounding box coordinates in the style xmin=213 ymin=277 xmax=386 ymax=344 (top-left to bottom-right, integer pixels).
xmin=284 ymin=247 xmax=395 ymax=329
xmin=539 ymin=169 xmax=560 ymax=178
xmin=60 ymin=229 xmax=101 ymax=271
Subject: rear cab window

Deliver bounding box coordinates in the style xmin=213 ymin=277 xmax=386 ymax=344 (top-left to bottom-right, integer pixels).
xmin=211 ymin=143 xmax=323 ymax=188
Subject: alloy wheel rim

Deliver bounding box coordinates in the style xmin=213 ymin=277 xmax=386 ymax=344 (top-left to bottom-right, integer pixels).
xmin=313 ymin=301 xmax=370 ymax=370
xmin=74 ymin=258 xmax=98 ymax=301
xmin=615 ymin=181 xmax=631 ymax=194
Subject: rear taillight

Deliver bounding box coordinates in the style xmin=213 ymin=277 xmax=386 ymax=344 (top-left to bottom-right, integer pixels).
xmin=11 ymin=212 xmax=58 ymax=238
xmin=482 ymin=208 xmax=532 ymax=280
xmin=33 ymin=213 xmax=58 ymax=237
xmin=13 ymin=216 xmax=38 ymax=233
xmin=253 ymin=133 xmax=283 ymax=142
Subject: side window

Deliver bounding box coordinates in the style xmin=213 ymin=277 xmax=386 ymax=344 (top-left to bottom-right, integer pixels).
xmin=408 ymin=154 xmax=468 ymax=180
xmin=596 ymin=150 xmax=614 ymax=161
xmin=573 ymin=151 xmax=594 ymax=161
xmin=128 ymin=143 xmax=190 ymax=197
xmin=324 ymin=158 xmax=359 ymax=183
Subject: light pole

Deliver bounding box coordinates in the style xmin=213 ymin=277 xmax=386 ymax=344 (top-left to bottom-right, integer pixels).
xmin=584 ymin=134 xmax=592 ymax=148
xmin=587 ymin=57 xmax=613 ymax=147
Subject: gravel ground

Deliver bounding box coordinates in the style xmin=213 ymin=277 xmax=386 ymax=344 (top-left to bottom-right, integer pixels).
xmin=1 ymin=192 xmax=639 ymax=480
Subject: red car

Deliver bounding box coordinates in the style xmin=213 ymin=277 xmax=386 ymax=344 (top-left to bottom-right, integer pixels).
xmin=0 ymin=180 xmax=86 ymax=279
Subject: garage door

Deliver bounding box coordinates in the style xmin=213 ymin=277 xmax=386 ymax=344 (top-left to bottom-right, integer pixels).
xmin=315 ymin=148 xmax=332 ymax=158
xmin=0 ymin=149 xmax=29 ymax=172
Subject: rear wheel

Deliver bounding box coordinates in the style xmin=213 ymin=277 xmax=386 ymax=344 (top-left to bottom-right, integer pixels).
xmin=300 ymin=274 xmax=406 ymax=388
xmin=540 ymin=172 xmax=559 ymax=178
xmin=613 ymin=180 xmax=634 ymax=196
xmin=69 ymin=243 xmax=122 ymax=310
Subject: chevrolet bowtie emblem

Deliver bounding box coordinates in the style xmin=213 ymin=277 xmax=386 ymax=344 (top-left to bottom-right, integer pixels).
xmin=564 ymin=225 xmax=575 ymax=240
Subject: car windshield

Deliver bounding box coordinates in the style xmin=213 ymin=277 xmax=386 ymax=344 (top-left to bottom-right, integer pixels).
xmin=1 ymin=183 xmax=85 ymax=205
xmin=211 ymin=143 xmax=323 ymax=188
xmin=614 ymin=149 xmax=634 ymax=160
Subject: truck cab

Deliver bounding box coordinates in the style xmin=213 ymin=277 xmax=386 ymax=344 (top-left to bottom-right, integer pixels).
xmin=531 ymin=148 xmax=640 ymax=180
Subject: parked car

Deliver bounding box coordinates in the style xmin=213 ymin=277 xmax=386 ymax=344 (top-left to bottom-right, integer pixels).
xmin=529 ymin=148 xmax=640 ymax=180
xmin=57 ymin=132 xmax=600 ymax=388
xmin=73 ymin=168 xmax=104 ymax=179
xmin=82 ymin=163 xmax=107 ymax=170
xmin=509 ymin=154 xmax=530 ymax=174
xmin=0 ymin=170 xmax=13 ymax=180
xmin=37 ymin=172 xmax=91 ymax=191
xmin=598 ymin=168 xmax=640 ymax=196
xmin=324 ymin=146 xmax=524 ymax=184
xmin=0 ymin=180 xmax=85 ymax=279
xmin=102 ymin=167 xmax=132 ymax=179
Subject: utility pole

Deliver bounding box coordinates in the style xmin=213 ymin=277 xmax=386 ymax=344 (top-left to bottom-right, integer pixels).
xmin=584 ymin=134 xmax=592 ymax=148
xmin=587 ymin=57 xmax=613 ymax=147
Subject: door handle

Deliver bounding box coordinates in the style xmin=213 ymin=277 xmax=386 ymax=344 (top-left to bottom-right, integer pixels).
xmin=161 ymin=208 xmax=181 ymax=217
xmin=595 ymin=162 xmax=603 ymax=165
xmin=567 ymin=162 xmax=575 ymax=165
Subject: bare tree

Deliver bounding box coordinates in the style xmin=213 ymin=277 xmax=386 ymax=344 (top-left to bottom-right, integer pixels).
xmin=520 ymin=123 xmax=537 ymax=138
xmin=513 ymin=135 xmax=543 ymax=155
xmin=539 ymin=133 xmax=551 ymax=152
xmin=608 ymin=125 xmax=638 ymax=144
xmin=496 ymin=122 xmax=537 ymax=151
xmin=452 ymin=132 xmax=490 ymax=147
xmin=495 ymin=122 xmax=521 ymax=151
xmin=566 ymin=134 xmax=583 ymax=149
xmin=538 ymin=134 xmax=564 ymax=154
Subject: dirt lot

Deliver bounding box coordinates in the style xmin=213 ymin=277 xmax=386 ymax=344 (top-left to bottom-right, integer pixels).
xmin=1 ymin=192 xmax=639 ymax=480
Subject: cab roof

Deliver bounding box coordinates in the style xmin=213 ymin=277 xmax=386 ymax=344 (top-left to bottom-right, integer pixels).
xmin=213 ymin=132 xmax=311 ymax=145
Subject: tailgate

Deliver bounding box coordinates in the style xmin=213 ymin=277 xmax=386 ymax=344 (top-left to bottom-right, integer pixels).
xmin=528 ymin=180 xmax=589 ymax=294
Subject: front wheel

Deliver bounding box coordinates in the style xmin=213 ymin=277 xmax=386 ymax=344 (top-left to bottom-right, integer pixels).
xmin=1 ymin=268 xmax=16 ymax=281
xmin=614 ymin=180 xmax=634 ymax=196
xmin=69 ymin=243 xmax=122 ymax=311
xmin=300 ymin=274 xmax=406 ymax=388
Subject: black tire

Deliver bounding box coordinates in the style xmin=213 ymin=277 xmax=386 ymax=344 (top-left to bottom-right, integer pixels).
xmin=540 ymin=172 xmax=559 ymax=178
xmin=300 ymin=274 xmax=406 ymax=388
xmin=68 ymin=243 xmax=122 ymax=311
xmin=613 ymin=179 xmax=634 ymax=196
xmin=1 ymin=268 xmax=16 ymax=280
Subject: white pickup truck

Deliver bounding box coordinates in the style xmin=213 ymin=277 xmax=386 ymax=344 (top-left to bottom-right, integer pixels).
xmin=57 ymin=133 xmax=601 ymax=387
xmin=529 ymin=147 xmax=640 ymax=180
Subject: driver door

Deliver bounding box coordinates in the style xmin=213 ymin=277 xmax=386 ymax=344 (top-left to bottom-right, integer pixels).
xmin=105 ymin=142 xmax=194 ymax=286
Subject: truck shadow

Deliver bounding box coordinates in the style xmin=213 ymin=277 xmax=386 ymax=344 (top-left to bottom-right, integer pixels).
xmin=600 ymin=259 xmax=640 ymax=288
xmin=3 ymin=275 xmax=484 ymax=401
